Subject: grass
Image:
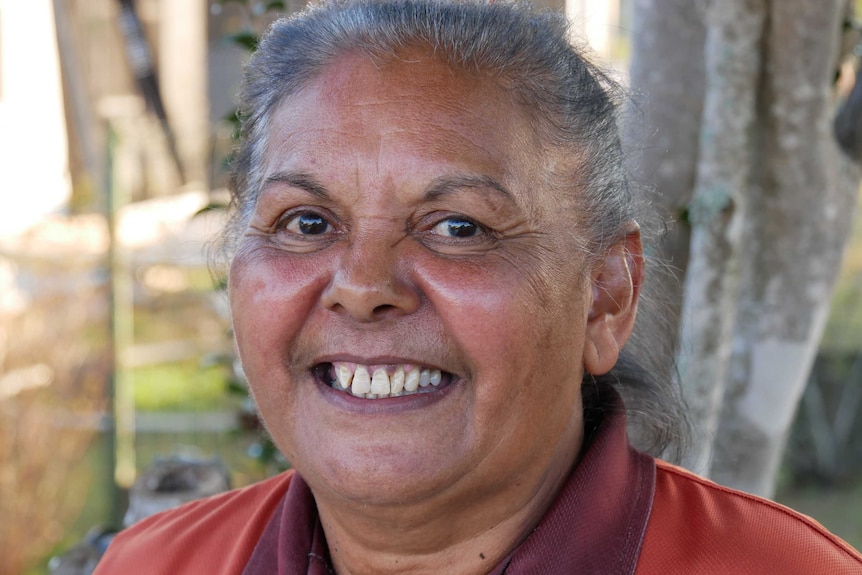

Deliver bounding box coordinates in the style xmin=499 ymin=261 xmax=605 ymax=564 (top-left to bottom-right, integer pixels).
xmin=132 ymin=360 xmax=233 ymax=412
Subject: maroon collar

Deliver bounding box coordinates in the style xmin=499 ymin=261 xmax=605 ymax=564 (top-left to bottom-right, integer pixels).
xmin=242 ymin=475 xmax=333 ymax=575
xmin=489 ymin=390 xmax=656 ymax=574
xmin=243 ymin=388 xmax=655 ymax=575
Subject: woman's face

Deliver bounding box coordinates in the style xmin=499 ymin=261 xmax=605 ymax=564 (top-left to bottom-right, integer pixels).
xmin=230 ymin=51 xmax=614 ymax=515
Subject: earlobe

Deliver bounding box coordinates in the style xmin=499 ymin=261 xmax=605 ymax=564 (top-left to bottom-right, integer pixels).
xmin=583 ymin=227 xmax=644 ymax=376
xmin=582 ymin=332 xmax=619 ymax=376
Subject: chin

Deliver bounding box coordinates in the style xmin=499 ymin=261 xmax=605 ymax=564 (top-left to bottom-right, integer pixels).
xmin=292 ymin=434 xmax=470 ymax=506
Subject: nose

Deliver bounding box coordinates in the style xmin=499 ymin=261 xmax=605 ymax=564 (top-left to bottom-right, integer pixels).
xmin=321 ymin=230 xmax=420 ymax=322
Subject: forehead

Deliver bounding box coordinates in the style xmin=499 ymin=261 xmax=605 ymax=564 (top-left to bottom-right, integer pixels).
xmin=261 ymin=49 xmax=550 ymax=194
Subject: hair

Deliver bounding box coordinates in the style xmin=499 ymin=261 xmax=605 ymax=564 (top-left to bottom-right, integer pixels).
xmin=219 ymin=0 xmax=689 ymax=461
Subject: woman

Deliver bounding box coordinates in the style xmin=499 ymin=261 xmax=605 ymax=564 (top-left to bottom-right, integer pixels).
xmin=95 ymin=1 xmax=862 ymax=573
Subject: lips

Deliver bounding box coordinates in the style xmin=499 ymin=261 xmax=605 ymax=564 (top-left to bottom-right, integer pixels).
xmin=314 ymin=361 xmax=452 ymax=399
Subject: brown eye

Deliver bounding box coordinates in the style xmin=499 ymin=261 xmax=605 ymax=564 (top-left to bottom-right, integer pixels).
xmin=282 ymin=212 xmax=331 ymax=235
xmin=431 ymin=217 xmax=480 ymax=238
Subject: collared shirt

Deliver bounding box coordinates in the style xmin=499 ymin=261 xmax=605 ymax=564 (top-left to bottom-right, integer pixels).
xmin=94 ymin=387 xmax=862 ymax=575
xmin=240 ymin=390 xmax=654 ymax=575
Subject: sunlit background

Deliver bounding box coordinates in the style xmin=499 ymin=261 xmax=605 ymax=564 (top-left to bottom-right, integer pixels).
xmin=0 ymin=0 xmax=860 ymax=573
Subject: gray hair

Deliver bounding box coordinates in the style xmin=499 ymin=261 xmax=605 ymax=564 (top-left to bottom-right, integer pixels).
xmin=222 ymin=0 xmax=689 ymax=460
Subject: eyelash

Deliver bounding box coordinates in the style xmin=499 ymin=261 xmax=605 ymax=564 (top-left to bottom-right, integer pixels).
xmin=272 ymin=209 xmax=494 ymax=247
xmin=428 ymin=216 xmax=486 ymax=239
xmin=276 ymin=210 xmax=337 ymax=237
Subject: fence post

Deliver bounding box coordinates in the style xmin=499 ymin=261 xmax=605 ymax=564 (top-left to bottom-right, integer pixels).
xmin=104 ymin=120 xmax=136 ymax=526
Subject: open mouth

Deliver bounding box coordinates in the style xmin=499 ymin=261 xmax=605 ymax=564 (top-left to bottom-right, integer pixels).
xmin=313 ymin=361 xmax=455 ymax=399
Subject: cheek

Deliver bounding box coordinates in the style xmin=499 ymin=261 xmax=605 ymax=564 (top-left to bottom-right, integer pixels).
xmin=413 ymin=254 xmax=587 ymax=474
xmin=229 ymin=247 xmax=331 ymax=370
xmin=415 ymin=249 xmax=588 ymax=380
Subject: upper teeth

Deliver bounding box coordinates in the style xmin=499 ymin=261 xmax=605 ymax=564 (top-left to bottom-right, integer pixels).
xmin=331 ymin=362 xmax=443 ymax=399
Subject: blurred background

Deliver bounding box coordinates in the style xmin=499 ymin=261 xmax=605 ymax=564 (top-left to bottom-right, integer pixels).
xmin=0 ymin=0 xmax=860 ymax=573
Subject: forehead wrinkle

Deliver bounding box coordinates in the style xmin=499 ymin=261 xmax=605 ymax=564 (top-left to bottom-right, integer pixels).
xmin=265 ymin=52 xmax=554 ymax=218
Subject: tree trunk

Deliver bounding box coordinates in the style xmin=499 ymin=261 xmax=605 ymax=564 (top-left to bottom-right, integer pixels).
xmin=625 ymin=0 xmax=704 ymax=387
xmin=627 ymin=0 xmax=861 ymax=492
xmin=676 ymin=0 xmax=767 ymax=474
xmin=711 ymin=0 xmax=860 ymax=497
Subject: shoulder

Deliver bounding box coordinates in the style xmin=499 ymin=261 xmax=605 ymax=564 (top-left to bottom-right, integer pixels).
xmin=636 ymin=460 xmax=862 ymax=575
xmin=93 ymin=470 xmax=296 ymax=575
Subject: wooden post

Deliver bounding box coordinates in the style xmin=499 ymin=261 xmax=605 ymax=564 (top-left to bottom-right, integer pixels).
xmin=158 ymin=0 xmax=208 ymax=188
xmin=105 ymin=121 xmax=137 ymax=524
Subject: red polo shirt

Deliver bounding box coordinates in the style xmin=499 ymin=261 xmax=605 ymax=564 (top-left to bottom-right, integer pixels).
xmin=94 ymin=390 xmax=862 ymax=574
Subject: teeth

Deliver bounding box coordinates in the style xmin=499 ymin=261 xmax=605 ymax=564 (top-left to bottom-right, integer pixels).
xmin=404 ymin=369 xmax=420 ymax=392
xmin=370 ymin=368 xmax=391 ymax=395
xmin=328 ymin=362 xmax=445 ymax=398
xmin=351 ymin=366 xmax=371 ymax=395
xmin=419 ymin=369 xmax=431 ymax=387
xmin=335 ymin=364 xmax=352 ymax=389
xmin=391 ymin=366 xmax=405 ymax=394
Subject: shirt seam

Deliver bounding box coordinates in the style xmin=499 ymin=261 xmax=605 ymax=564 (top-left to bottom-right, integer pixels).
xmin=655 ymin=460 xmax=862 ymax=565
xmin=616 ymin=453 xmax=656 ymax=575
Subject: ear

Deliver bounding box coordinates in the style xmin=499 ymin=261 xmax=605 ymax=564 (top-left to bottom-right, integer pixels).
xmin=583 ymin=225 xmax=644 ymax=376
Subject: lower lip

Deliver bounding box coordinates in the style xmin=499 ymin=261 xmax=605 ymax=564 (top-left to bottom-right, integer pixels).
xmin=315 ymin=376 xmax=461 ymax=415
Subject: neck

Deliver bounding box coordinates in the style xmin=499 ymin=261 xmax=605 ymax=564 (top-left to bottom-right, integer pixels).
xmin=313 ymin=431 xmax=582 ymax=575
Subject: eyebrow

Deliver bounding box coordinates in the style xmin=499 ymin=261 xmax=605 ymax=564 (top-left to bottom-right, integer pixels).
xmin=261 ymin=171 xmax=514 ymax=203
xmin=423 ymin=174 xmax=515 ymax=203
xmin=262 ymin=171 xmax=329 ymax=199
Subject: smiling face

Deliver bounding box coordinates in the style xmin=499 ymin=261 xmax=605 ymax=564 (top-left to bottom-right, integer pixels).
xmin=229 ymin=49 xmax=612 ymax=523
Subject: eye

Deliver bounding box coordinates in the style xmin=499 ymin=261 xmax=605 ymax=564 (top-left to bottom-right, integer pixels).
xmin=280 ymin=212 xmax=331 ymax=235
xmin=431 ymin=217 xmax=482 ymax=238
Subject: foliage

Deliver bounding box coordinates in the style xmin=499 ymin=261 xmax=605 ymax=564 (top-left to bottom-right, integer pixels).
xmin=209 ymin=0 xmax=291 ymax=474
xmin=0 ymin=255 xmax=109 ymax=574
xmin=132 ymin=360 xmax=233 ymax=411
xmin=785 ymin=353 xmax=862 ymax=485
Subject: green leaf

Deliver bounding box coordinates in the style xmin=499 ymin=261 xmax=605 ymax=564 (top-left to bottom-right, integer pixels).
xmin=265 ymin=1 xmax=286 ymax=11
xmin=222 ymin=109 xmax=241 ymax=123
xmin=226 ymin=380 xmax=249 ymax=395
xmin=679 ymin=206 xmax=691 ymax=226
xmin=221 ymin=151 xmax=236 ymax=172
xmin=225 ymin=31 xmax=260 ymax=52
xmin=222 ymin=110 xmax=242 ymax=138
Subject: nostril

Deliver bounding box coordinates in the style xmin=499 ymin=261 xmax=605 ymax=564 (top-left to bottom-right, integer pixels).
xmin=372 ymin=303 xmax=398 ymax=317
xmin=321 ymin=262 xmax=421 ymax=321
